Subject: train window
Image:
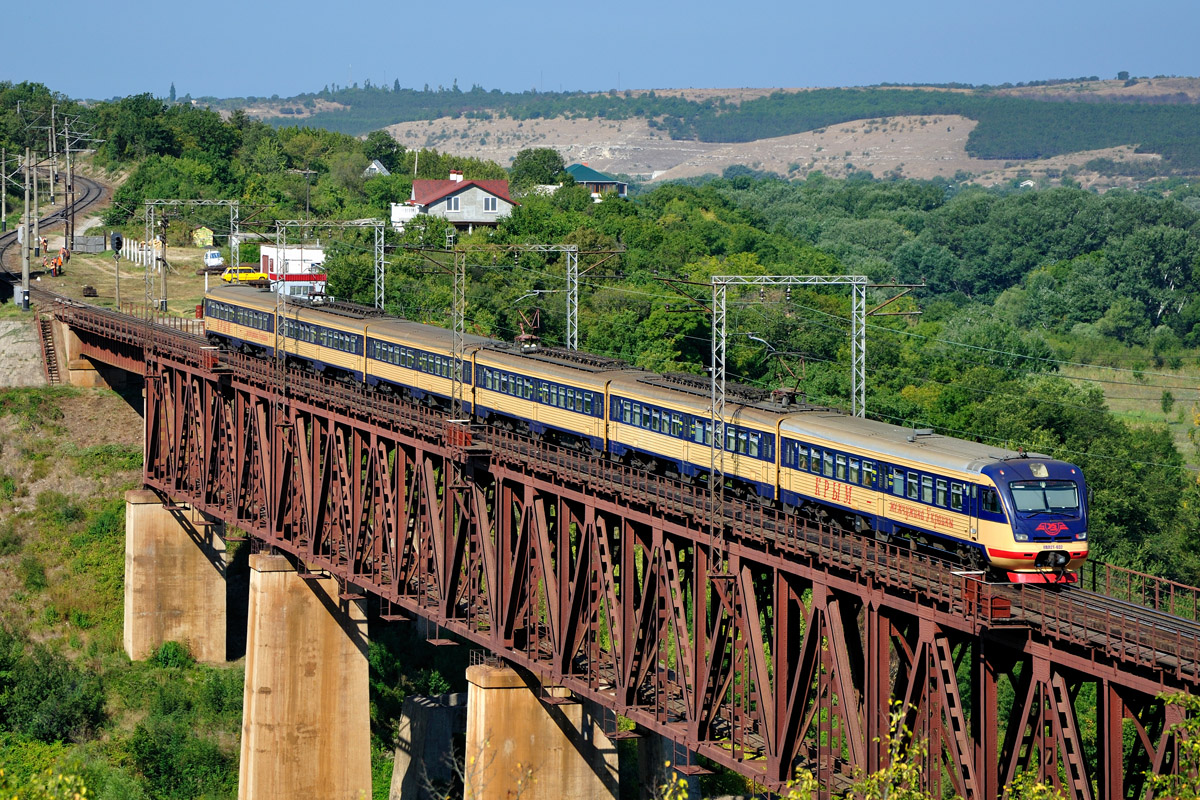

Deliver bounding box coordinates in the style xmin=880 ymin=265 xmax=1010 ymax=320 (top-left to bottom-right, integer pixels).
xmin=651 ymin=409 xmax=661 ymax=432
xmin=538 ymin=382 xmax=548 ymax=403
xmin=704 ymin=421 xmax=712 ymax=446
xmin=936 ymin=479 xmax=948 ymax=506
xmin=691 ymin=421 xmax=703 ymax=444
xmin=631 ymin=404 xmax=641 ymax=427
xmin=835 ymin=455 xmax=847 ymax=481
xmin=849 ymin=458 xmax=860 ymax=484
xmin=951 ymin=484 xmax=964 ymax=511
xmin=981 ymin=489 xmax=1002 ymax=515
xmin=748 ymin=433 xmax=760 ymax=459
xmin=922 ymin=476 xmax=934 ymax=504
xmin=891 ymin=468 xmax=905 ymax=497
xmin=585 ymin=395 xmax=594 ymax=416
xmin=797 ymin=445 xmax=808 ymax=471
xmin=725 ymin=427 xmax=737 ymax=452
xmin=737 ymin=431 xmax=748 ymax=455
xmin=863 ymin=460 xmax=876 ymax=487
xmin=907 ymin=473 xmax=919 ymax=500
xmin=672 ymin=413 xmax=684 ymax=437
xmin=810 ymin=448 xmax=822 ymax=473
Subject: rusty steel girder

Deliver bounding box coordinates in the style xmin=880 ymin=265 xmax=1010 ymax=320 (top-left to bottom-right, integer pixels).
xmin=136 ymin=350 xmax=1195 ymax=799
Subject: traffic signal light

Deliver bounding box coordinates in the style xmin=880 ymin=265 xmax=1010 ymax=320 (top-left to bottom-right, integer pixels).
xmin=110 ymin=232 xmax=123 ymax=253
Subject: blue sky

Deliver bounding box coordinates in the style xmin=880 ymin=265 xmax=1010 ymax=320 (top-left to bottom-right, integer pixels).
xmin=12 ymin=0 xmax=1200 ymax=100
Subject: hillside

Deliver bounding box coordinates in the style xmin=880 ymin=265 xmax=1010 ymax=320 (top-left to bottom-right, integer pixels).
xmin=224 ymin=78 xmax=1200 ymax=186
xmin=380 ymin=112 xmax=1159 ymax=189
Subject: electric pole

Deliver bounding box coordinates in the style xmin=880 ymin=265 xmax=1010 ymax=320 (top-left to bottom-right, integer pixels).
xmin=64 ymin=117 xmax=73 ymax=250
xmin=1 ymin=148 xmax=6 ymax=232
xmin=32 ymin=156 xmax=39 ymax=258
xmin=48 ymin=105 xmax=56 ymax=205
xmin=21 ymin=148 xmax=30 ymax=310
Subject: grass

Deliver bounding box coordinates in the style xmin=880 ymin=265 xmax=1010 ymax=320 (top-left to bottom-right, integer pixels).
xmin=1059 ymin=363 xmax=1200 ymax=462
xmin=36 ymin=245 xmax=221 ymax=318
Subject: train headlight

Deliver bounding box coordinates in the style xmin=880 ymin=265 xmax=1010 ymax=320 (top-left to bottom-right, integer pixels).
xmin=1014 ymin=532 xmax=1029 ymax=542
xmin=1076 ymin=531 xmax=1088 ymax=541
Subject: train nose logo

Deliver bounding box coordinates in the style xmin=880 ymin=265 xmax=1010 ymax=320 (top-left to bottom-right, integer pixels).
xmin=1035 ymin=521 xmax=1069 ymax=535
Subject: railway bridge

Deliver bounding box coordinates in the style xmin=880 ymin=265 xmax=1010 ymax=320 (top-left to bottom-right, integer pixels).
xmin=26 ymin=293 xmax=1197 ymax=800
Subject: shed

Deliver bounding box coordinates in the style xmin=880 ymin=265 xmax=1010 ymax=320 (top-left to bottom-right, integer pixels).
xmin=191 ymin=226 xmax=215 ymax=247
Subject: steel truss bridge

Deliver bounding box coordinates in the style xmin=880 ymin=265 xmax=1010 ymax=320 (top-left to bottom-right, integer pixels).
xmin=47 ymin=296 xmax=1200 ymax=799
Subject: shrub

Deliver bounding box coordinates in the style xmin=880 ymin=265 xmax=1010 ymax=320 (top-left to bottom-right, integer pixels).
xmin=1 ymin=645 xmax=106 ymax=743
xmin=150 ymin=641 xmax=193 ymax=669
xmin=130 ymin=716 xmax=234 ymax=799
xmin=0 ymin=523 xmax=21 ymax=555
xmin=19 ymin=555 xmax=47 ymax=591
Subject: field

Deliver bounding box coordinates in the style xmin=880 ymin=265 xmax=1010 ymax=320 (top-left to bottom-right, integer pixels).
xmin=1060 ymin=364 xmax=1200 ymax=464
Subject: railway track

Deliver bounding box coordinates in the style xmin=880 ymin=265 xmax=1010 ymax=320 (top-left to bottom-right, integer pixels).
xmin=0 ymin=174 xmax=107 ymax=301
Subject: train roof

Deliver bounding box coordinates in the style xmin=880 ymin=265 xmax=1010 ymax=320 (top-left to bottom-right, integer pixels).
xmin=779 ymin=411 xmax=1046 ymax=474
xmin=364 ymin=316 xmax=493 ymax=350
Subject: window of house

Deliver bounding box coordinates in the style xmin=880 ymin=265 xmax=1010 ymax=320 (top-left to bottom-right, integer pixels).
xmin=483 ymin=196 xmax=498 ymax=212
xmin=446 ymin=196 xmax=460 ymax=212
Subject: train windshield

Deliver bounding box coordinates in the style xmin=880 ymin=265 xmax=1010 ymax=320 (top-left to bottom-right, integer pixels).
xmin=1008 ymin=480 xmax=1079 ymax=514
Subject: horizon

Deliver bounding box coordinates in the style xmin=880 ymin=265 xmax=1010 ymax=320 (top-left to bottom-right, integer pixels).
xmin=8 ymin=0 xmax=1200 ymax=102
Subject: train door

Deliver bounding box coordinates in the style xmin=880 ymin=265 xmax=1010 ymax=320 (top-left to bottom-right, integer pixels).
xmin=968 ymin=483 xmax=980 ymax=542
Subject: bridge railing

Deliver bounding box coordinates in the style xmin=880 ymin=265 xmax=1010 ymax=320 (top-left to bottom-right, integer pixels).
xmin=1002 ymin=581 xmax=1200 ymax=683
xmin=1078 ymin=559 xmax=1200 ymax=622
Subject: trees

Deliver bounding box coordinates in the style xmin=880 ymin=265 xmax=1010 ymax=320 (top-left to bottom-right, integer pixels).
xmin=363 ymin=129 xmax=405 ymax=173
xmin=509 ymin=147 xmax=566 ymax=191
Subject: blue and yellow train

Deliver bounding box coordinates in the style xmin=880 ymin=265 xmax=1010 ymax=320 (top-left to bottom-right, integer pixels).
xmin=204 ymin=284 xmax=1089 ymax=581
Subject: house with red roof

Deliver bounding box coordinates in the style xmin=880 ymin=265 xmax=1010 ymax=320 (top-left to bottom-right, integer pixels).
xmin=390 ymin=170 xmax=518 ymax=233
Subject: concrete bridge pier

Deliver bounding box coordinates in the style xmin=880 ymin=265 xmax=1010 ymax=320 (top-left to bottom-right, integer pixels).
xmin=123 ymin=489 xmax=227 ymax=662
xmin=238 ymin=553 xmax=371 ymax=800
xmin=464 ymin=663 xmax=618 ymax=800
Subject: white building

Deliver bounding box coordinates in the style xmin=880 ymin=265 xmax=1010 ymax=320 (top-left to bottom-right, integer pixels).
xmin=390 ymin=171 xmax=518 ymax=233
xmin=259 ymin=244 xmax=327 ymax=298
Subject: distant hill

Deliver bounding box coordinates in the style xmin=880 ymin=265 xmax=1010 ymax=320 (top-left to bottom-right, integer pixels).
xmin=209 ymin=77 xmax=1200 ymax=185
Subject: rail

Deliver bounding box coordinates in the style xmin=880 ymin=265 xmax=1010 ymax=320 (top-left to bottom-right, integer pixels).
xmin=1078 ymin=558 xmax=1200 ymax=622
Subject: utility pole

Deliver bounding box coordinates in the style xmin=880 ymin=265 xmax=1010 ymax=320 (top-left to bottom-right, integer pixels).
xmin=1 ymin=148 xmax=6 ymax=232
xmin=32 ymin=156 xmax=39 ymax=258
xmin=64 ymin=117 xmax=73 ymax=250
xmin=48 ymin=104 xmax=56 ymax=205
xmin=21 ymin=148 xmax=30 ymax=310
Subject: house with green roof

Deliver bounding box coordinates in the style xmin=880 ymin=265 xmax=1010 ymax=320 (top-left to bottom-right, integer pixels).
xmin=565 ymin=164 xmax=628 ymax=202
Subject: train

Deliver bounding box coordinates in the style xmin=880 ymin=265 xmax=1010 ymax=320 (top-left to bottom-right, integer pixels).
xmin=203 ymin=284 xmax=1089 ymax=582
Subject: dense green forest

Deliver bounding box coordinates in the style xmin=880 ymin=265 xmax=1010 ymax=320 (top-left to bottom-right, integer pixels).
xmin=5 ymin=81 xmax=1200 ymax=797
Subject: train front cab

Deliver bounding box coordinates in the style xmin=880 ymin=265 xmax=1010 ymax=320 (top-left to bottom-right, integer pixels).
xmin=978 ymin=460 xmax=1089 ymax=582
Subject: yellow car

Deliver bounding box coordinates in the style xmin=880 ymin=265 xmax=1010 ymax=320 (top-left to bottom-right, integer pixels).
xmin=220 ymin=266 xmax=270 ymax=283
